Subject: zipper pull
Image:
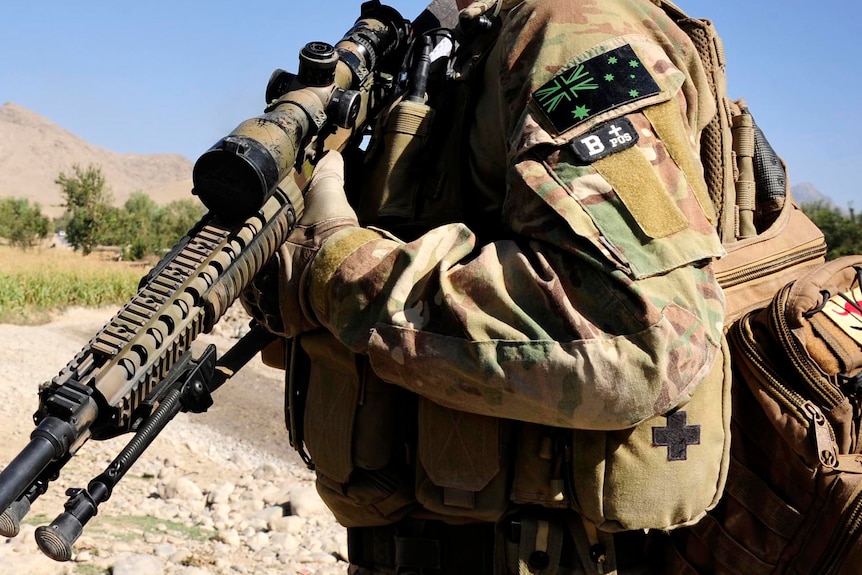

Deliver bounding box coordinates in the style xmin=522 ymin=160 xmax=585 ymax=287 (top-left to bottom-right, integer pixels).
xmin=802 ymin=400 xmax=838 ymax=468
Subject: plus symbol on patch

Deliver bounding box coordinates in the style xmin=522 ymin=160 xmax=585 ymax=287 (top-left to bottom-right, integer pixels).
xmin=607 ymin=124 xmax=625 ymax=139
xmin=652 ymin=411 xmax=701 ymax=461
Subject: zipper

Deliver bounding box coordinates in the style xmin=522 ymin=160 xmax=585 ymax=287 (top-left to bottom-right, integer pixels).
xmin=769 ymin=284 xmax=846 ymax=410
xmin=717 ymin=240 xmax=827 ymax=289
xmin=817 ymin=483 xmax=862 ymax=574
xmin=729 ymin=317 xmax=838 ymax=468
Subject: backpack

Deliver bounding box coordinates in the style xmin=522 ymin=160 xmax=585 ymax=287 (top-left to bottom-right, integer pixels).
xmin=652 ymin=0 xmax=827 ymax=323
xmin=654 ymin=256 xmax=862 ymax=575
xmin=649 ymin=3 xmax=862 ymax=573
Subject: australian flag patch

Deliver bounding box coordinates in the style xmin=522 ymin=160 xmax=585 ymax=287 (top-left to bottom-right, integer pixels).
xmin=532 ymin=44 xmax=662 ymax=134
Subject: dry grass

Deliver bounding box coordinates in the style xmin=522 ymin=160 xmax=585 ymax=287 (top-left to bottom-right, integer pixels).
xmin=0 ymin=245 xmax=146 ymax=324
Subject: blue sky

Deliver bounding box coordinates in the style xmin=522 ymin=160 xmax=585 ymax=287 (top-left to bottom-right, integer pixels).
xmin=2 ymin=1 xmax=858 ymax=209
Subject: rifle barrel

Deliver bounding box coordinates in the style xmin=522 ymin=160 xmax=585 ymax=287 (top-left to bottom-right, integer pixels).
xmin=0 ymin=433 xmax=61 ymax=515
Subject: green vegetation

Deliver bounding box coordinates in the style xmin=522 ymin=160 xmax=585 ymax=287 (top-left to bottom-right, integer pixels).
xmin=0 ymin=197 xmax=52 ymax=248
xmin=800 ymin=202 xmax=862 ymax=260
xmin=1 ymin=164 xmax=205 ymax=259
xmin=93 ymin=515 xmax=213 ymax=543
xmin=57 ymin=164 xmax=114 ymax=255
xmin=55 ymin=164 xmax=205 ymax=259
xmin=0 ymin=245 xmax=142 ymax=324
xmin=0 ymin=163 xmax=207 ymax=323
xmin=110 ymin=192 xmax=206 ymax=261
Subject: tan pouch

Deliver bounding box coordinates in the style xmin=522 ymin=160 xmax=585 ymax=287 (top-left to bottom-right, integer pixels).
xmin=566 ymin=342 xmax=731 ymax=532
xmin=415 ymin=398 xmax=511 ymax=522
xmin=510 ymin=423 xmax=570 ymax=510
xmin=299 ymin=331 xmax=416 ymax=527
xmin=712 ymin=100 xmax=826 ymax=325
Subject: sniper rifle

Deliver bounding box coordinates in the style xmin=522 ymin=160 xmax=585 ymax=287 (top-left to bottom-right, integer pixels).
xmin=0 ymin=0 xmax=457 ymax=561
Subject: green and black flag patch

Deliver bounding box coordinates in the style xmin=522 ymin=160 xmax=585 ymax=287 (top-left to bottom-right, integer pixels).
xmin=532 ymin=44 xmax=661 ymax=134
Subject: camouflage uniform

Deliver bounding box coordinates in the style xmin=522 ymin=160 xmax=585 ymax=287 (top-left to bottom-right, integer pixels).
xmin=275 ymin=0 xmax=729 ymax=572
xmin=309 ymin=0 xmax=724 ymax=429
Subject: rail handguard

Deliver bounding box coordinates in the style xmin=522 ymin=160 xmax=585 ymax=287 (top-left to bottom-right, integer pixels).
xmin=0 ymin=0 xmax=413 ymax=560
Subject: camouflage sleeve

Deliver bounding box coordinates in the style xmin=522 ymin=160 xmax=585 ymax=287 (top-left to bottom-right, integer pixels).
xmin=306 ymin=0 xmax=727 ymax=431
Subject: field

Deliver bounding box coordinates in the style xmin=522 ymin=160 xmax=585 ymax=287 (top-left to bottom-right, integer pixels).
xmin=0 ymin=245 xmax=146 ymax=324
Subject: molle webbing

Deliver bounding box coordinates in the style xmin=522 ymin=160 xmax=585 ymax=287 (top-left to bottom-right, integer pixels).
xmin=674 ymin=16 xmax=735 ymax=242
xmin=652 ymin=0 xmax=737 ymax=242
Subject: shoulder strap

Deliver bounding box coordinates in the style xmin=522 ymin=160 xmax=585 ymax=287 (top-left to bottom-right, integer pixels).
xmin=652 ymin=0 xmax=737 ymax=242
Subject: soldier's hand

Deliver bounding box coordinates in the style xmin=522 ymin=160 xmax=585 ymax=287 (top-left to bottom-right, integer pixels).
xmin=241 ymin=151 xmax=358 ymax=339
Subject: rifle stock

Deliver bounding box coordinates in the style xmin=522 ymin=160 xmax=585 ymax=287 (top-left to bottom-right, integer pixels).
xmin=0 ymin=0 xmax=413 ymax=560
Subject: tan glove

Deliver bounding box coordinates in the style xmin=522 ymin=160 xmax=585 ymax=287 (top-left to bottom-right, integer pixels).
xmin=241 ymin=151 xmax=358 ymax=338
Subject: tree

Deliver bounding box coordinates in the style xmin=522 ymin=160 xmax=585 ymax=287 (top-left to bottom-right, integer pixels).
xmin=56 ymin=164 xmax=113 ymax=255
xmin=0 ymin=197 xmax=52 ymax=248
xmin=154 ymin=198 xmax=206 ymax=248
xmin=54 ymin=164 xmax=207 ymax=259
xmin=801 ymin=201 xmax=862 ymax=259
xmin=118 ymin=192 xmax=161 ymax=260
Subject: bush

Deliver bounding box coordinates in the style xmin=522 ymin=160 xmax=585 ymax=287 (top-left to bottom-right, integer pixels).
xmin=0 ymin=197 xmax=52 ymax=248
xmin=800 ymin=202 xmax=862 ymax=260
xmin=56 ymin=165 xmax=206 ymax=259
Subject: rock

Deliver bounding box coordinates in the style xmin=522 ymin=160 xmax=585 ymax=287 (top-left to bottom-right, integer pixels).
xmin=215 ymin=528 xmax=242 ymax=547
xmin=288 ymin=486 xmax=330 ymax=518
xmin=253 ymin=462 xmax=281 ymax=481
xmin=269 ymin=513 xmax=304 ymax=533
xmin=158 ymin=476 xmax=204 ymax=501
xmin=246 ymin=531 xmax=270 ymax=552
xmin=111 ymin=553 xmax=164 ymax=575
xmin=206 ymin=482 xmax=236 ymax=505
xmin=153 ymin=543 xmax=177 ymax=557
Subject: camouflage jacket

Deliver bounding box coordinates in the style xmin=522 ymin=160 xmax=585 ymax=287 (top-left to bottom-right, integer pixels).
xmin=305 ymin=0 xmax=726 ymax=431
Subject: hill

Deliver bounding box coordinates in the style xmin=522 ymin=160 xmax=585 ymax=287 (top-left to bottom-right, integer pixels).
xmin=792 ymin=182 xmax=837 ymax=209
xmin=0 ymin=102 xmax=194 ymax=219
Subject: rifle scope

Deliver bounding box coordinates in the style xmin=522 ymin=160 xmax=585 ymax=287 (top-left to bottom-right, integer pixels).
xmin=192 ymin=1 xmax=409 ymax=222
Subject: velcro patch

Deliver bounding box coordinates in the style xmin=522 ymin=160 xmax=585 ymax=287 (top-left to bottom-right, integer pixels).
xmin=570 ymin=118 xmax=639 ymax=163
xmin=532 ymin=44 xmax=662 ymax=134
xmin=823 ymin=287 xmax=862 ymax=346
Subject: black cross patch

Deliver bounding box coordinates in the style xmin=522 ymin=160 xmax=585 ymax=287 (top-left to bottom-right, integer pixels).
xmin=652 ymin=411 xmax=700 ymax=461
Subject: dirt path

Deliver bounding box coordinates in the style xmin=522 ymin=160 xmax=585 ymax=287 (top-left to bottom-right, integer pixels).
xmin=0 ymin=306 xmax=299 ymax=465
xmin=0 ymin=306 xmax=338 ymax=575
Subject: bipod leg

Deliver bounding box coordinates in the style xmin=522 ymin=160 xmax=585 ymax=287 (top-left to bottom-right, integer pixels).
xmin=33 ymin=345 xmax=217 ymax=561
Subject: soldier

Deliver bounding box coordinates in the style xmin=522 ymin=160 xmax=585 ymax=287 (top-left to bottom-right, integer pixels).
xmin=242 ymin=0 xmax=731 ymax=573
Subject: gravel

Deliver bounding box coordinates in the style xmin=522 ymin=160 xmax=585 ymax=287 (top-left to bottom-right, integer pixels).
xmin=0 ymin=305 xmax=347 ymax=575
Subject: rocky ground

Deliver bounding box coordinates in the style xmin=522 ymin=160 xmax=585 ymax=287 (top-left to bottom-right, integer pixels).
xmin=0 ymin=305 xmax=348 ymax=575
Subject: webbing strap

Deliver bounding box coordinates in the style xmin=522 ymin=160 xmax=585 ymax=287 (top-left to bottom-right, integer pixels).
xmin=395 ymin=535 xmax=443 ymax=570
xmin=690 ymin=515 xmax=774 ymax=575
xmin=724 ymin=457 xmax=804 ymax=540
xmin=518 ymin=518 xmax=564 ymax=575
xmin=655 ymin=0 xmax=737 ymax=242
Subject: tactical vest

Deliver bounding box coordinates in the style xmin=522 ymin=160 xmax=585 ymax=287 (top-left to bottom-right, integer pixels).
xmin=284 ymin=1 xmax=834 ymax=574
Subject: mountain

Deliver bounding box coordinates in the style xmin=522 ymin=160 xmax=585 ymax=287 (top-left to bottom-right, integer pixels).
xmin=3 ymin=100 xmax=837 ymax=222
xmin=0 ymin=102 xmax=194 ymax=219
xmin=791 ymin=182 xmax=835 ymax=208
